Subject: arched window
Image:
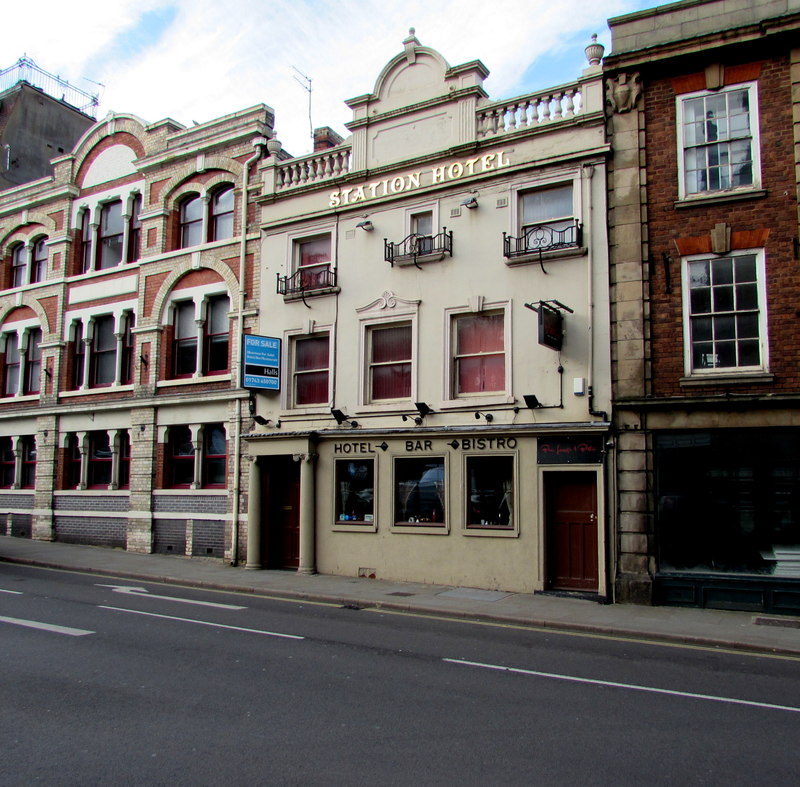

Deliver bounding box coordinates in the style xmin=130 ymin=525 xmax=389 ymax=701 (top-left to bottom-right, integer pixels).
xmin=87 ymin=432 xmax=113 ymax=488
xmin=97 ymin=200 xmax=124 ymax=269
xmin=20 ymin=435 xmax=36 ymax=489
xmin=204 ymin=294 xmax=230 ymax=374
xmin=120 ymin=312 xmax=136 ymax=385
xmin=80 ymin=210 xmax=92 ymax=273
xmin=11 ymin=244 xmax=26 ymax=288
xmin=24 ymin=328 xmax=42 ymax=395
xmin=0 ymin=437 xmax=14 ymax=487
xmin=90 ymin=316 xmax=116 ymax=386
xmin=31 ymin=238 xmax=47 ymax=283
xmin=128 ymin=194 xmax=142 ymax=263
xmin=210 ymin=186 xmax=234 ymax=241
xmin=173 ymin=301 xmax=198 ymax=377
xmin=3 ymin=333 xmax=19 ymax=396
xmin=168 ymin=426 xmax=195 ymax=487
xmin=179 ymin=195 xmax=203 ymax=248
xmin=202 ymin=424 xmax=227 ymax=487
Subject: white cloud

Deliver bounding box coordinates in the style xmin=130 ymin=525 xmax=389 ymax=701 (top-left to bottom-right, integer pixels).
xmin=5 ymin=0 xmax=645 ymax=155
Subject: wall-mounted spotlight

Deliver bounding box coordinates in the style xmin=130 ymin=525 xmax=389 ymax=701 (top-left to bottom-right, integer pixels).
xmin=402 ymin=414 xmax=422 ymax=425
xmin=514 ymin=394 xmax=542 ymax=413
xmin=253 ymin=415 xmax=270 ymax=426
xmin=475 ymin=411 xmax=493 ymax=422
xmin=356 ymin=220 xmax=374 ymax=232
xmin=461 ymin=196 xmax=479 ymax=210
xmin=415 ymin=402 xmax=434 ymax=418
xmin=331 ymin=408 xmax=359 ymax=428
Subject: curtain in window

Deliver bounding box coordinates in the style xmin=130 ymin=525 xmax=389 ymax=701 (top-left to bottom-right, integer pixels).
xmin=371 ymin=325 xmax=411 ymax=400
xmin=456 ymin=314 xmax=504 ymax=393
xmin=294 ymin=335 xmax=329 ymax=406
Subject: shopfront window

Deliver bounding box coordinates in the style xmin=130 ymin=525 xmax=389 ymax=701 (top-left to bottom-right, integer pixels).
xmin=394 ymin=457 xmax=445 ymax=526
xmin=335 ymin=458 xmax=374 ymax=524
xmin=656 ymin=430 xmax=800 ymax=576
xmin=465 ymin=456 xmax=514 ymax=529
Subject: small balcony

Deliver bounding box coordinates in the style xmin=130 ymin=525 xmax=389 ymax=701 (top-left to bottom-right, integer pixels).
xmin=277 ymin=265 xmax=338 ymax=299
xmin=384 ymin=229 xmax=453 ymax=267
xmin=503 ymin=220 xmax=582 ymax=260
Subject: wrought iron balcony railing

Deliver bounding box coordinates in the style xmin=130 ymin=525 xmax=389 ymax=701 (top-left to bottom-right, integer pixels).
xmin=384 ymin=229 xmax=453 ymax=266
xmin=503 ymin=220 xmax=582 ymax=259
xmin=276 ymin=266 xmax=337 ymax=296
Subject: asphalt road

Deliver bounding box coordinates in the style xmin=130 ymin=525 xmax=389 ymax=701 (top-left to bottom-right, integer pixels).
xmin=1 ymin=563 xmax=798 ymax=786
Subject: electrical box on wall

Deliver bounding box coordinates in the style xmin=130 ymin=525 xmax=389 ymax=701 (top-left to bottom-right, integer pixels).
xmin=573 ymin=377 xmax=586 ymax=396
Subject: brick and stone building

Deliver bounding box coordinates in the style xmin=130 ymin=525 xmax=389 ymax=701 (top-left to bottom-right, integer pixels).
xmin=0 ymin=81 xmax=273 ymax=560
xmin=245 ymin=32 xmax=614 ymax=595
xmin=605 ymin=0 xmax=800 ymax=612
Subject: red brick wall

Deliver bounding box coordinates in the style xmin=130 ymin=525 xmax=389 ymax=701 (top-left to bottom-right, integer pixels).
xmin=644 ymin=55 xmax=799 ymax=397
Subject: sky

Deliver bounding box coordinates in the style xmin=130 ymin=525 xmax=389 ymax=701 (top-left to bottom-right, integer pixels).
xmin=4 ymin=0 xmax=660 ymax=157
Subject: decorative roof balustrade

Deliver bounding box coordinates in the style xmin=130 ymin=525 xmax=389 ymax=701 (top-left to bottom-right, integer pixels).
xmin=476 ymin=82 xmax=583 ymax=138
xmin=275 ymin=146 xmax=352 ymax=192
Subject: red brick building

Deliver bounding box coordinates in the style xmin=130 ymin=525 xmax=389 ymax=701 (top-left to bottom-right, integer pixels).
xmin=605 ymin=0 xmax=800 ymax=612
xmin=0 ymin=83 xmax=272 ymax=560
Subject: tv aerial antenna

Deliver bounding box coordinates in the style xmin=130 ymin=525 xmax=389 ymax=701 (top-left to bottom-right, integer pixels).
xmin=292 ymin=66 xmax=313 ymax=142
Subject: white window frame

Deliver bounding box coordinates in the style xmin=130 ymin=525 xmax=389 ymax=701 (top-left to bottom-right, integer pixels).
xmin=442 ymin=300 xmax=513 ymax=406
xmin=676 ymin=81 xmax=761 ymax=200
xmin=681 ymin=248 xmax=769 ymax=378
xmin=287 ymin=223 xmax=337 ymax=277
xmin=509 ymin=172 xmax=581 ymax=239
xmin=404 ymin=201 xmax=439 ymax=240
xmin=283 ymin=325 xmax=334 ymax=412
xmin=356 ymin=293 xmax=420 ymax=412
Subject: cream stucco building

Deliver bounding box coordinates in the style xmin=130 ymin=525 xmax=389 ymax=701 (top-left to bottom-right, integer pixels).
xmin=245 ymin=33 xmax=613 ymax=596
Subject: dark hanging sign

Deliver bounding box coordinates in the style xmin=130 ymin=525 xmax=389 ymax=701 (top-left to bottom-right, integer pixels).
xmin=538 ymin=304 xmax=563 ymax=351
xmin=537 ymin=435 xmax=604 ymax=464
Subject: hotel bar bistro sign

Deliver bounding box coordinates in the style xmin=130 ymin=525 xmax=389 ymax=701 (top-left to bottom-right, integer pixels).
xmin=328 ymin=150 xmax=512 ymax=207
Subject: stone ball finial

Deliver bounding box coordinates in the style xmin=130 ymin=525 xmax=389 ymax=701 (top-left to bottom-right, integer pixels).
xmin=585 ymin=33 xmax=605 ymax=67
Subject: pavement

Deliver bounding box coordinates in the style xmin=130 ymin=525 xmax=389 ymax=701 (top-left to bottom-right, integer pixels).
xmin=2 ymin=534 xmax=800 ymax=657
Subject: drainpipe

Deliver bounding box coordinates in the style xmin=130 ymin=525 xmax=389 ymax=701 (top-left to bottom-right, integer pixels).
xmin=582 ymin=162 xmax=608 ymax=422
xmin=230 ymin=135 xmax=268 ymax=566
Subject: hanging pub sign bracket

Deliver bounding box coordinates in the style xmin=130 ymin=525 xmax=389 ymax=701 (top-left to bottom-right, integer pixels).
xmin=524 ymin=300 xmax=573 ymax=351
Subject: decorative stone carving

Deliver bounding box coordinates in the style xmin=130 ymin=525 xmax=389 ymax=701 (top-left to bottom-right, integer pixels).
xmin=710 ymin=222 xmax=731 ymax=255
xmin=607 ymin=72 xmax=642 ymax=113
xmin=584 ymin=34 xmax=605 ymax=67
xmin=403 ymin=27 xmax=420 ymax=64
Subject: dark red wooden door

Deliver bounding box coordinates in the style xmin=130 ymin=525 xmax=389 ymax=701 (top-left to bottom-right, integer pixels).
xmin=266 ymin=458 xmax=300 ymax=569
xmin=545 ymin=472 xmax=598 ymax=591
